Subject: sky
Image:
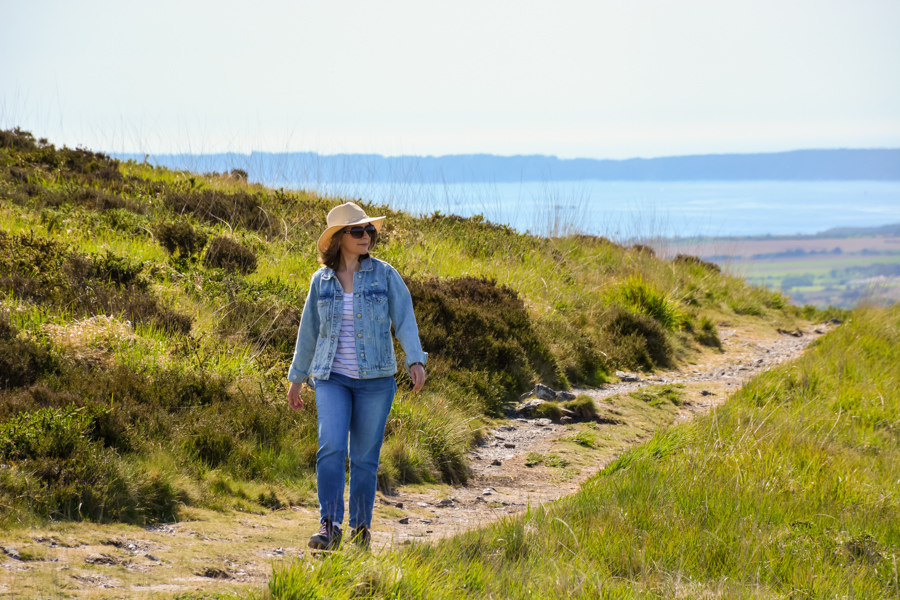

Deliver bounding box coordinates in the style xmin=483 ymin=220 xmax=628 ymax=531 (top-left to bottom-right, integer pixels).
xmin=2 ymin=0 xmax=899 ymax=159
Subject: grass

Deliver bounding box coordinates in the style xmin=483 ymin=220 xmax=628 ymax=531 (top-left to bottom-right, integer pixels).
xmin=0 ymin=126 xmax=826 ymax=530
xmin=264 ymin=304 xmax=900 ymax=599
xmin=630 ymin=383 xmax=685 ymax=407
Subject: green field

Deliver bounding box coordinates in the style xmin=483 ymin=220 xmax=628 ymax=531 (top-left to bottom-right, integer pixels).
xmin=734 ymin=254 xmax=900 ymax=308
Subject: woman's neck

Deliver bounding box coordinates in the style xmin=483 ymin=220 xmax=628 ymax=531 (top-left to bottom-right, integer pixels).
xmin=337 ymin=253 xmax=362 ymax=273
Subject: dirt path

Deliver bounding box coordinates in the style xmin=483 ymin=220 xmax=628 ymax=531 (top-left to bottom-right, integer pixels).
xmin=372 ymin=321 xmax=829 ymax=546
xmin=0 ymin=321 xmax=832 ymax=599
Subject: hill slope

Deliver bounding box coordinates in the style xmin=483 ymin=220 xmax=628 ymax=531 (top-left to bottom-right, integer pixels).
xmin=1 ymin=127 xmax=811 ymax=529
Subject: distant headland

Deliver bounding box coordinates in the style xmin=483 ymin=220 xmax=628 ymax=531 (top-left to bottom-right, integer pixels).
xmin=113 ymin=148 xmax=900 ymax=183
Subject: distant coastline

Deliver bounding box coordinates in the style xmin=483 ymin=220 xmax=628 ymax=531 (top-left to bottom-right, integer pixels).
xmin=112 ymin=148 xmax=900 ymax=183
xmin=661 ymin=222 xmax=900 ymax=244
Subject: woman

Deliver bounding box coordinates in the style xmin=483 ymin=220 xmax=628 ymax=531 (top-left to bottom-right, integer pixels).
xmin=287 ymin=202 xmax=427 ymax=550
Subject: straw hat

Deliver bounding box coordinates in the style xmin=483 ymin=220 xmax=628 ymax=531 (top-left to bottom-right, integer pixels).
xmin=317 ymin=202 xmax=385 ymax=253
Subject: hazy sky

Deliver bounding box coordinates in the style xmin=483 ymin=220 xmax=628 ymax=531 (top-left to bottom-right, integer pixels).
xmin=2 ymin=0 xmax=899 ymax=158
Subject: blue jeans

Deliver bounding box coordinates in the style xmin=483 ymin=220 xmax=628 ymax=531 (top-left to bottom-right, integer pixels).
xmin=313 ymin=373 xmax=396 ymax=528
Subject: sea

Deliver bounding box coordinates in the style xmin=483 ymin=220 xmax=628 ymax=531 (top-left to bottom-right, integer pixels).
xmin=281 ymin=180 xmax=900 ymax=240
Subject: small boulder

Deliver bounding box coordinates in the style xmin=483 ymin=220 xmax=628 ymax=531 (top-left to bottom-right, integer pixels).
xmin=1 ymin=547 xmax=21 ymax=561
xmin=514 ymin=398 xmax=547 ymax=418
xmin=557 ymin=391 xmax=576 ymax=401
xmin=534 ymin=384 xmax=557 ymax=400
xmin=615 ymin=371 xmax=641 ymax=382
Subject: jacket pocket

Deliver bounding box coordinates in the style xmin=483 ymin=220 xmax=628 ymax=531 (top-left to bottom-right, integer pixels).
xmin=316 ymin=297 xmax=334 ymax=337
xmin=365 ymin=291 xmax=389 ymax=324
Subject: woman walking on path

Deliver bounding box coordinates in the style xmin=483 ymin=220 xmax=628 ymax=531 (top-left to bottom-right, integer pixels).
xmin=287 ymin=202 xmax=427 ymax=550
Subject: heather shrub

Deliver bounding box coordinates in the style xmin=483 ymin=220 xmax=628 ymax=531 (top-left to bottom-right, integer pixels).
xmin=0 ymin=231 xmax=191 ymax=334
xmin=407 ymin=276 xmax=562 ymax=405
xmin=0 ymin=405 xmax=180 ymax=523
xmin=0 ymin=127 xmax=47 ymax=152
xmin=673 ymin=253 xmax=722 ymax=274
xmin=600 ymin=305 xmax=672 ymax=370
xmin=205 ymin=235 xmax=258 ymax=275
xmin=0 ymin=314 xmax=57 ymax=389
xmin=155 ymin=220 xmax=209 ymax=258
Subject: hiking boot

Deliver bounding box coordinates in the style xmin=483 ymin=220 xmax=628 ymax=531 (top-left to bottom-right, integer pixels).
xmin=308 ymin=519 xmax=342 ymax=550
xmin=350 ymin=526 xmax=371 ymax=550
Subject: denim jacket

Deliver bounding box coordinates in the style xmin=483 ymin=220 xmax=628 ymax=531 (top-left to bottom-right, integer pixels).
xmin=288 ymin=256 xmax=428 ymax=383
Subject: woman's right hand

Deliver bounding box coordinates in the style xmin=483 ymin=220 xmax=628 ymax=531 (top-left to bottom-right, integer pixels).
xmin=287 ymin=381 xmax=305 ymax=411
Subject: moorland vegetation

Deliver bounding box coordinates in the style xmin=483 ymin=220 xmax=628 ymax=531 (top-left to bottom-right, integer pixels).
xmin=1 ymin=127 xmax=816 ymax=529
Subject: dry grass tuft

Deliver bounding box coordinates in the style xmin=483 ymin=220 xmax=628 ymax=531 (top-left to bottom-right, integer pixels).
xmin=41 ymin=315 xmax=136 ymax=365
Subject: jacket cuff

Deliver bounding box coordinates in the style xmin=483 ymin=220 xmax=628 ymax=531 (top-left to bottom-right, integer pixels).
xmin=405 ymin=352 xmax=428 ymax=370
xmin=288 ymin=365 xmax=311 ymax=384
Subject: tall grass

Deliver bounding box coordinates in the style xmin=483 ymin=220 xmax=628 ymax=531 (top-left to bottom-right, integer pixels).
xmin=266 ymin=305 xmax=900 ymax=599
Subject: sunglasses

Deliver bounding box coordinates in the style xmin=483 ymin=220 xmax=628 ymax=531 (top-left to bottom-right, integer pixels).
xmin=344 ymin=224 xmax=377 ymax=239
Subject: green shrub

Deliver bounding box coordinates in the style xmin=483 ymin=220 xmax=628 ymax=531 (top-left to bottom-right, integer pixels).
xmin=217 ymin=298 xmax=300 ymax=354
xmin=600 ymin=305 xmax=672 ymax=370
xmin=544 ymin=454 xmax=570 ymax=468
xmin=0 ymin=315 xmax=57 ymax=389
xmin=0 ymin=127 xmax=42 ymax=152
xmin=673 ymin=253 xmax=721 ymax=273
xmin=535 ymin=317 xmax=608 ymax=387
xmin=525 ymin=452 xmax=545 ymax=467
xmin=204 ymin=235 xmax=258 ymax=275
xmin=382 ymin=400 xmax=470 ymax=485
xmin=185 ymin=424 xmax=236 ymax=468
xmin=408 ymin=276 xmax=562 ymax=404
xmin=155 ymin=221 xmax=208 ymax=258
xmin=0 ymin=405 xmax=180 ymax=523
xmin=0 ymin=231 xmax=191 ymax=334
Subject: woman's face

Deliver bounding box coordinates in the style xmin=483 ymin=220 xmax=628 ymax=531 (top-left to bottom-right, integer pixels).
xmin=339 ymin=224 xmax=372 ymax=259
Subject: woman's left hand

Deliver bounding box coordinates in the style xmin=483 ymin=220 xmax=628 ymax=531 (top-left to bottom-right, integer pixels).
xmin=410 ymin=363 xmax=426 ymax=393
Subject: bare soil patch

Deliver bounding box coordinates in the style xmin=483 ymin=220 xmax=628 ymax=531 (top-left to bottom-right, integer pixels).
xmin=0 ymin=320 xmax=832 ymax=598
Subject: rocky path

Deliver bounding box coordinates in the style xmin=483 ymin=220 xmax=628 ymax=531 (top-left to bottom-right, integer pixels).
xmin=0 ymin=321 xmax=833 ymax=598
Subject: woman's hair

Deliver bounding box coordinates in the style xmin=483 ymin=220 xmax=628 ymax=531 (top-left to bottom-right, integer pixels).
xmin=318 ymin=226 xmax=379 ymax=270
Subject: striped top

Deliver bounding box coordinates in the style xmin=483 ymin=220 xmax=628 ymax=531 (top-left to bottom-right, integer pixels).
xmin=330 ymin=293 xmax=359 ymax=378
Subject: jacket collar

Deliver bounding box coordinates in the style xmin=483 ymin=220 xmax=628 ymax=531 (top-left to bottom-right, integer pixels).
xmin=321 ymin=255 xmax=373 ymax=280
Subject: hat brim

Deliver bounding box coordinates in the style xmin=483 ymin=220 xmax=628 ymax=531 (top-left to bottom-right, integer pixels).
xmin=317 ymin=216 xmax=385 ymax=253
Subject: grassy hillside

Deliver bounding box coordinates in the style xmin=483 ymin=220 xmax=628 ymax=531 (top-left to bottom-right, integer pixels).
xmin=0 ymin=128 xmax=808 ymax=527
xmin=269 ymin=305 xmax=900 ymax=599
